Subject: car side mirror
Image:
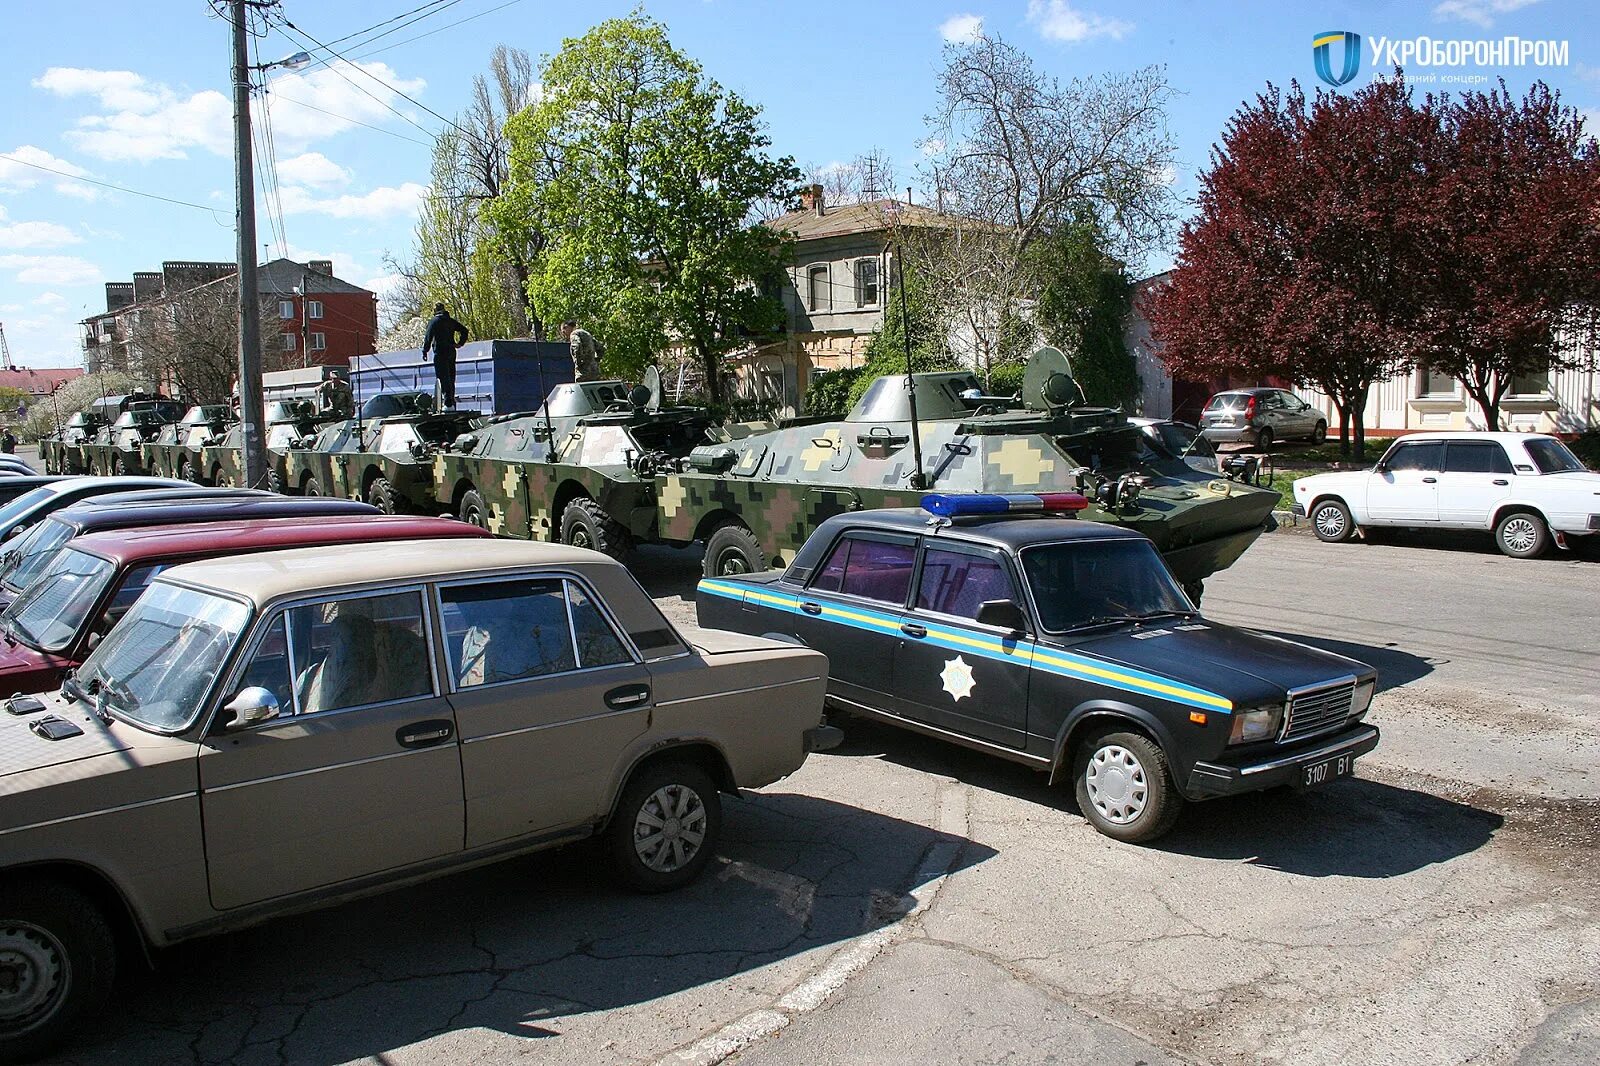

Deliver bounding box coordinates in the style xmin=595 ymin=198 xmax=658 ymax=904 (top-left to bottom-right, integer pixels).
xmin=222 ymin=687 xmax=280 ymax=731
xmin=84 ymin=631 xmax=102 ymax=654
xmin=975 ymin=599 xmax=1028 ymax=634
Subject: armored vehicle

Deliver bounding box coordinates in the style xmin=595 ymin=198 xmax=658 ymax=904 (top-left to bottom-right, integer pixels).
xmin=656 ymin=349 xmax=1280 ymax=599
xmin=432 ymin=373 xmax=720 ymax=553
xmin=199 ymin=399 xmax=329 ymax=490
xmin=287 ymin=391 xmax=480 ymax=512
xmin=41 ymin=411 xmax=102 ymax=474
xmin=82 ymin=399 xmax=185 ymax=476
xmin=144 ymin=405 xmax=234 ymax=482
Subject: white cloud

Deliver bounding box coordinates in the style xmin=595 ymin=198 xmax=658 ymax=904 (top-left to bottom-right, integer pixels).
xmin=940 ymin=14 xmax=985 ymax=44
xmin=1025 ymin=0 xmax=1133 ymax=43
xmin=1432 ymin=0 xmax=1541 ymax=28
xmin=276 ymin=152 xmax=351 ymax=188
xmin=0 ymin=255 xmax=102 ymax=286
xmin=33 ymin=292 xmax=69 ymax=311
xmin=0 ymin=144 xmax=95 ymax=199
xmin=279 ymin=182 xmax=428 ymax=221
xmin=0 ymin=219 xmax=81 ymax=250
xmin=34 ymin=62 xmax=428 ymax=163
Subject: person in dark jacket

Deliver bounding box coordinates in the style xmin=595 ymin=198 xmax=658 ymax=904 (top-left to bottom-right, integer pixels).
xmin=422 ymin=303 xmax=468 ymax=408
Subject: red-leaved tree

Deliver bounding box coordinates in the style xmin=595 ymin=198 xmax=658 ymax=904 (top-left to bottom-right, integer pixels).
xmin=1151 ymin=78 xmax=1439 ymax=458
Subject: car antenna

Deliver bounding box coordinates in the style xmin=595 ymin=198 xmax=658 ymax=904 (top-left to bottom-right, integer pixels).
xmin=895 ymin=236 xmax=927 ymax=490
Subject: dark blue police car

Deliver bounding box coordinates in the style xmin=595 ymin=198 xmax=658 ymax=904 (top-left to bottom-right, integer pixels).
xmin=696 ymin=492 xmax=1380 ymax=842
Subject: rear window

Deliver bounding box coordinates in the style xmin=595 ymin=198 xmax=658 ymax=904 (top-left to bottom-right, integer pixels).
xmin=1202 ymin=393 xmax=1247 ymax=411
xmin=1525 ymin=438 xmax=1585 ymax=474
xmin=810 ymin=535 xmax=915 ymax=605
xmin=1444 ymin=441 xmax=1512 ymax=474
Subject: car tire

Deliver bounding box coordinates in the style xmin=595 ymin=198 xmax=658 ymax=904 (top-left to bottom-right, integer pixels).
xmin=1073 ymin=729 xmax=1183 ymax=843
xmin=703 ymin=523 xmax=767 ymax=578
xmin=460 ymin=488 xmax=490 ymax=530
xmin=560 ymin=497 xmax=631 ymax=559
xmin=179 ymin=458 xmax=201 ymax=485
xmin=1311 ymin=421 xmax=1327 ymax=445
xmin=112 ymin=456 xmax=128 ymax=477
xmin=606 ymin=760 xmax=722 ymax=893
xmin=1255 ymin=427 xmax=1274 ymax=452
xmin=1310 ymin=498 xmax=1356 ymax=543
xmin=0 ymin=877 xmax=117 ymax=1063
xmin=266 ymin=469 xmax=285 ymax=495
xmin=1495 ymin=510 xmax=1550 ymax=559
xmin=368 ymin=476 xmax=401 ymax=515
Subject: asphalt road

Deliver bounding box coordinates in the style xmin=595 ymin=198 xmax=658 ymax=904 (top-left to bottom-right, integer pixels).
xmin=41 ymin=530 xmax=1600 ymax=1066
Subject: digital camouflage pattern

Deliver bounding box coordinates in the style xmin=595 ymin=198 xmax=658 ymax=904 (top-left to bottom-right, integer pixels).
xmin=196 ymin=401 xmax=324 ymax=490
xmin=143 ymin=405 xmax=234 ymax=483
xmin=40 ymin=411 xmax=102 ymax=475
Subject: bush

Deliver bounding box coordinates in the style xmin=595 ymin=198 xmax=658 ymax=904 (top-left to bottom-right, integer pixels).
xmin=1571 ymin=429 xmax=1600 ymax=470
xmin=803 ymin=366 xmax=867 ymax=419
xmin=986 ymin=361 xmax=1025 ymax=397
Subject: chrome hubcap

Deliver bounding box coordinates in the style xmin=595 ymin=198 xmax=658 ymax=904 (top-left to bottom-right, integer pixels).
xmin=1502 ymin=518 xmax=1537 ymax=553
xmin=1315 ymin=506 xmax=1346 ymax=538
xmin=1085 ymin=745 xmax=1149 ymax=825
xmin=633 ymin=784 xmax=707 ymax=873
xmin=0 ymin=921 xmax=66 ymax=1031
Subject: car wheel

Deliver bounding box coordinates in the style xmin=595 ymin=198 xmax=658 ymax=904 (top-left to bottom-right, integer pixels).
xmin=0 ymin=878 xmax=117 ymax=1063
xmin=1255 ymin=427 xmax=1274 ymax=452
xmin=1073 ymin=729 xmax=1183 ymax=843
xmin=1310 ymin=498 xmax=1356 ymax=543
xmin=367 ymin=476 xmax=401 ymax=515
xmin=1311 ymin=421 xmax=1327 ymax=445
xmin=560 ymin=497 xmax=631 ymax=559
xmin=1495 ymin=511 xmax=1550 ymax=559
xmin=606 ymin=761 xmax=722 ymax=893
xmin=702 ymin=524 xmax=767 ymax=578
xmin=460 ymin=488 xmax=490 ymax=530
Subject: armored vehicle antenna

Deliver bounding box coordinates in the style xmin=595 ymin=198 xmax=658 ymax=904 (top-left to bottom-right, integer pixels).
xmin=895 ymin=243 xmax=927 ymax=489
xmin=535 ymin=352 xmax=557 ymax=462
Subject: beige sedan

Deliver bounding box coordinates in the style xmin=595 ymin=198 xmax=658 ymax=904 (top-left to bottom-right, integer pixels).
xmin=0 ymin=539 xmax=833 ymax=1062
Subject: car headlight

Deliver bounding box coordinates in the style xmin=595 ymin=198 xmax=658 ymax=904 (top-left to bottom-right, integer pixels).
xmin=1228 ymin=704 xmax=1283 ymax=745
xmin=1352 ymin=678 xmax=1376 ymax=718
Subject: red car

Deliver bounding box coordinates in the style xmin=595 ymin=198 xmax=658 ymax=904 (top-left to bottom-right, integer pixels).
xmin=0 ymin=514 xmax=491 ymax=694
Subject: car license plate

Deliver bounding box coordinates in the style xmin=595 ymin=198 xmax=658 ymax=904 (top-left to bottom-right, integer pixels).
xmin=1300 ymin=752 xmax=1354 ymax=788
xmin=1214 ymin=416 xmax=1234 ymax=426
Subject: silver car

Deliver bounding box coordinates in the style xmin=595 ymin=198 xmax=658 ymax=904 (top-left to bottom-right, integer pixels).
xmin=1199 ymin=388 xmax=1328 ymax=450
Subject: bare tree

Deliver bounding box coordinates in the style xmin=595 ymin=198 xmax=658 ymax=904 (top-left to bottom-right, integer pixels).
xmin=130 ymin=281 xmax=284 ymax=403
xmin=804 ymin=148 xmax=900 ymax=207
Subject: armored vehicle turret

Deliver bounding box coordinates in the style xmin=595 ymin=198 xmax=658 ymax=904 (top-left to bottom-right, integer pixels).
xmin=287 ymin=391 xmax=480 ymax=512
xmin=198 ymin=399 xmax=329 ymax=491
xmin=143 ymin=405 xmax=235 ymax=483
xmin=433 ymin=372 xmax=720 ymax=552
xmin=654 ymin=349 xmax=1280 ymax=599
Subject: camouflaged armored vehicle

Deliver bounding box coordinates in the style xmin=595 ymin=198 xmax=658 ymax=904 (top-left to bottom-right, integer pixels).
xmin=41 ymin=411 xmax=102 ymax=474
xmin=197 ymin=399 xmax=328 ymax=490
xmin=287 ymin=391 xmax=480 ymax=512
xmin=82 ymin=399 xmax=185 ymax=476
xmin=656 ymin=349 xmax=1280 ymax=599
xmin=432 ymin=373 xmax=719 ymax=554
xmin=141 ymin=404 xmax=233 ymax=482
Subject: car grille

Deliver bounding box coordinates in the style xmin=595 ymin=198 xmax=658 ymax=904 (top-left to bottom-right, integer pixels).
xmin=1281 ymin=680 xmax=1355 ymax=743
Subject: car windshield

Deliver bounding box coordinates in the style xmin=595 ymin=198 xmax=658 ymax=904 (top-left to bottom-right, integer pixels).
xmin=1151 ymin=422 xmax=1212 ymax=458
xmin=75 ymin=582 xmax=251 ymax=732
xmin=1525 ymin=438 xmax=1585 ymax=474
xmin=2 ymin=547 xmax=115 ymax=652
xmin=1020 ymin=539 xmax=1193 ymax=632
xmin=1 ymin=518 xmax=77 ymax=593
xmin=0 ymin=486 xmax=56 ymax=534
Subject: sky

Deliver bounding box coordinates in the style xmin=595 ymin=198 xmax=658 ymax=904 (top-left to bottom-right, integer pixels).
xmin=1 ymin=0 xmax=1597 ymax=368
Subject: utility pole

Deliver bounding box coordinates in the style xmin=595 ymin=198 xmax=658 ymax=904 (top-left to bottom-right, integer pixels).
xmin=300 ymin=267 xmax=310 ymax=369
xmin=231 ymin=0 xmax=267 ymax=489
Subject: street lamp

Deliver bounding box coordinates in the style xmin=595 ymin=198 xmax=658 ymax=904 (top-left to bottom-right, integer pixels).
xmin=256 ymin=51 xmax=312 ymax=74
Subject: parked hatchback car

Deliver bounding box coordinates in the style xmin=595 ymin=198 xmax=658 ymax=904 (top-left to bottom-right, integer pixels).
xmin=0 ymin=477 xmax=196 ymax=543
xmin=0 ymin=539 xmax=833 ymax=1061
xmin=0 ymin=514 xmax=493 ymax=694
xmin=1199 ymin=388 xmax=1327 ymax=450
xmin=1292 ymin=432 xmax=1599 ymax=557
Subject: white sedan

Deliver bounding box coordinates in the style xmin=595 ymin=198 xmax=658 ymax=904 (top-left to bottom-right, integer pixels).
xmin=1292 ymin=432 xmax=1599 ymax=558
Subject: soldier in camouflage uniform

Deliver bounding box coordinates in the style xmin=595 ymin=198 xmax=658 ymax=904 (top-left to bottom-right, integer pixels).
xmin=561 ymin=320 xmax=604 ymax=381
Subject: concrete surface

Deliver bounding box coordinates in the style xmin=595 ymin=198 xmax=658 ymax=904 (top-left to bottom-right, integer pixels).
xmin=40 ymin=530 xmax=1600 ymax=1066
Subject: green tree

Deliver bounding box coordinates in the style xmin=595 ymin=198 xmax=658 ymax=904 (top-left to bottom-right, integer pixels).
xmin=846 ymin=257 xmax=960 ymax=410
xmin=491 ymin=13 xmax=800 ymax=400
xmin=1030 ymin=217 xmax=1139 ymax=408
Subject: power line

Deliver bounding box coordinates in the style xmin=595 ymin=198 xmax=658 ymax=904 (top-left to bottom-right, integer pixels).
xmin=314 ymin=0 xmax=454 ymax=52
xmin=268 ymin=92 xmax=433 ymax=147
xmin=277 ymin=14 xmax=462 ymax=132
xmin=269 ymin=19 xmax=441 ymax=140
xmin=335 ymin=0 xmax=468 ymax=55
xmin=350 ymin=0 xmax=531 ymax=61
xmin=250 ymin=25 xmax=291 ymax=259
xmin=0 ymin=153 xmax=227 ymax=219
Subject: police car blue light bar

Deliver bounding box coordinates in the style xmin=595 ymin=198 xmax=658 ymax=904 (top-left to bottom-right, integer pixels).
xmin=921 ymin=492 xmax=1090 ymax=518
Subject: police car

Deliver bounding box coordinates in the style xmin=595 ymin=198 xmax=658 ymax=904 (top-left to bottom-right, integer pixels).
xmin=696 ymin=492 xmax=1381 ymax=842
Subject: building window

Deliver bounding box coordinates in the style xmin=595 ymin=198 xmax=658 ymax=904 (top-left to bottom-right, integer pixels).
xmin=1420 ymin=366 xmax=1456 ymax=397
xmin=310 ymin=332 xmax=327 ymax=351
xmin=278 ymin=300 xmax=294 ymax=320
xmin=283 ymin=334 xmax=297 ymax=352
xmin=854 ymin=259 xmax=879 ymax=307
xmin=1509 ymin=360 xmax=1549 ymax=397
xmin=308 ymin=300 xmax=324 ymax=319
xmin=807 ymin=265 xmax=829 ymax=312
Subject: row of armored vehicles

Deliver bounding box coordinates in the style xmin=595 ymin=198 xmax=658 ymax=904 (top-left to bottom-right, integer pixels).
xmin=37 ymin=350 xmax=1281 ymax=595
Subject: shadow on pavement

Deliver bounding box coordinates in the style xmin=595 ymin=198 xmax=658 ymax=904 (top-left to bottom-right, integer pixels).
xmin=1257 ymin=629 xmax=1437 ymax=691
xmin=49 ymin=792 xmax=993 ymax=1066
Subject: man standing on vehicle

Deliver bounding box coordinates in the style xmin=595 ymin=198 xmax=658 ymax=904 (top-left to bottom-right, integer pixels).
xmin=317 ymin=369 xmax=354 ymax=418
xmin=562 ymin=319 xmax=604 ymax=381
xmin=423 ymin=303 xmax=469 ymax=409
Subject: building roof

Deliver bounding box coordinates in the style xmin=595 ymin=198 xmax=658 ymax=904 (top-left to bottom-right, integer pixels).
xmin=0 ymin=368 xmax=84 ymax=395
xmin=256 ymin=258 xmax=372 ymax=296
xmin=765 ymin=198 xmax=964 ymax=242
xmin=68 ymin=514 xmax=489 ymax=569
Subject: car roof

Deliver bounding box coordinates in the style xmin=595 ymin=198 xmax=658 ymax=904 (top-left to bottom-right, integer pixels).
xmin=66 ymin=514 xmax=489 ymax=568
xmin=1386 ymin=431 xmax=1556 ymax=445
xmin=48 ymin=494 xmax=377 ymax=535
xmin=810 ymin=507 xmax=1147 ymax=551
xmin=40 ymin=477 xmax=192 ymax=498
xmin=161 ymin=538 xmax=610 ymax=607
xmin=1211 ymin=387 xmax=1279 ymax=396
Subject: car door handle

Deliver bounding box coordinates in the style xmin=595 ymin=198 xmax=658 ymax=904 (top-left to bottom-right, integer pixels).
xmin=1421 ymin=477 xmax=1437 ymax=484
xmin=800 ymin=601 xmax=823 ymax=615
xmin=396 ymin=719 xmax=454 ymax=748
xmin=900 ymin=622 xmax=927 ymax=638
xmin=1493 ymin=479 xmax=1508 ymax=486
xmin=604 ymin=683 xmax=652 ymax=710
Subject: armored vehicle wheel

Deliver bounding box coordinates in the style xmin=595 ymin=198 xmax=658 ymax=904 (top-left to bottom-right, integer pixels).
xmin=1072 ymin=729 xmax=1183 ymax=843
xmin=561 ymin=497 xmax=631 ymax=559
xmin=0 ymin=877 xmax=117 ymax=1062
xmin=179 ymin=459 xmax=200 ymax=485
xmin=460 ymin=488 xmax=491 ymax=530
xmin=299 ymin=473 xmax=320 ymax=496
xmin=368 ymin=477 xmax=402 ymax=515
xmin=212 ymin=467 xmax=233 ymax=489
xmin=605 ymin=760 xmax=722 ymax=893
xmin=266 ymin=469 xmax=285 ymax=494
xmin=1495 ymin=510 xmax=1549 ymax=559
xmin=703 ymin=524 xmax=767 ymax=578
